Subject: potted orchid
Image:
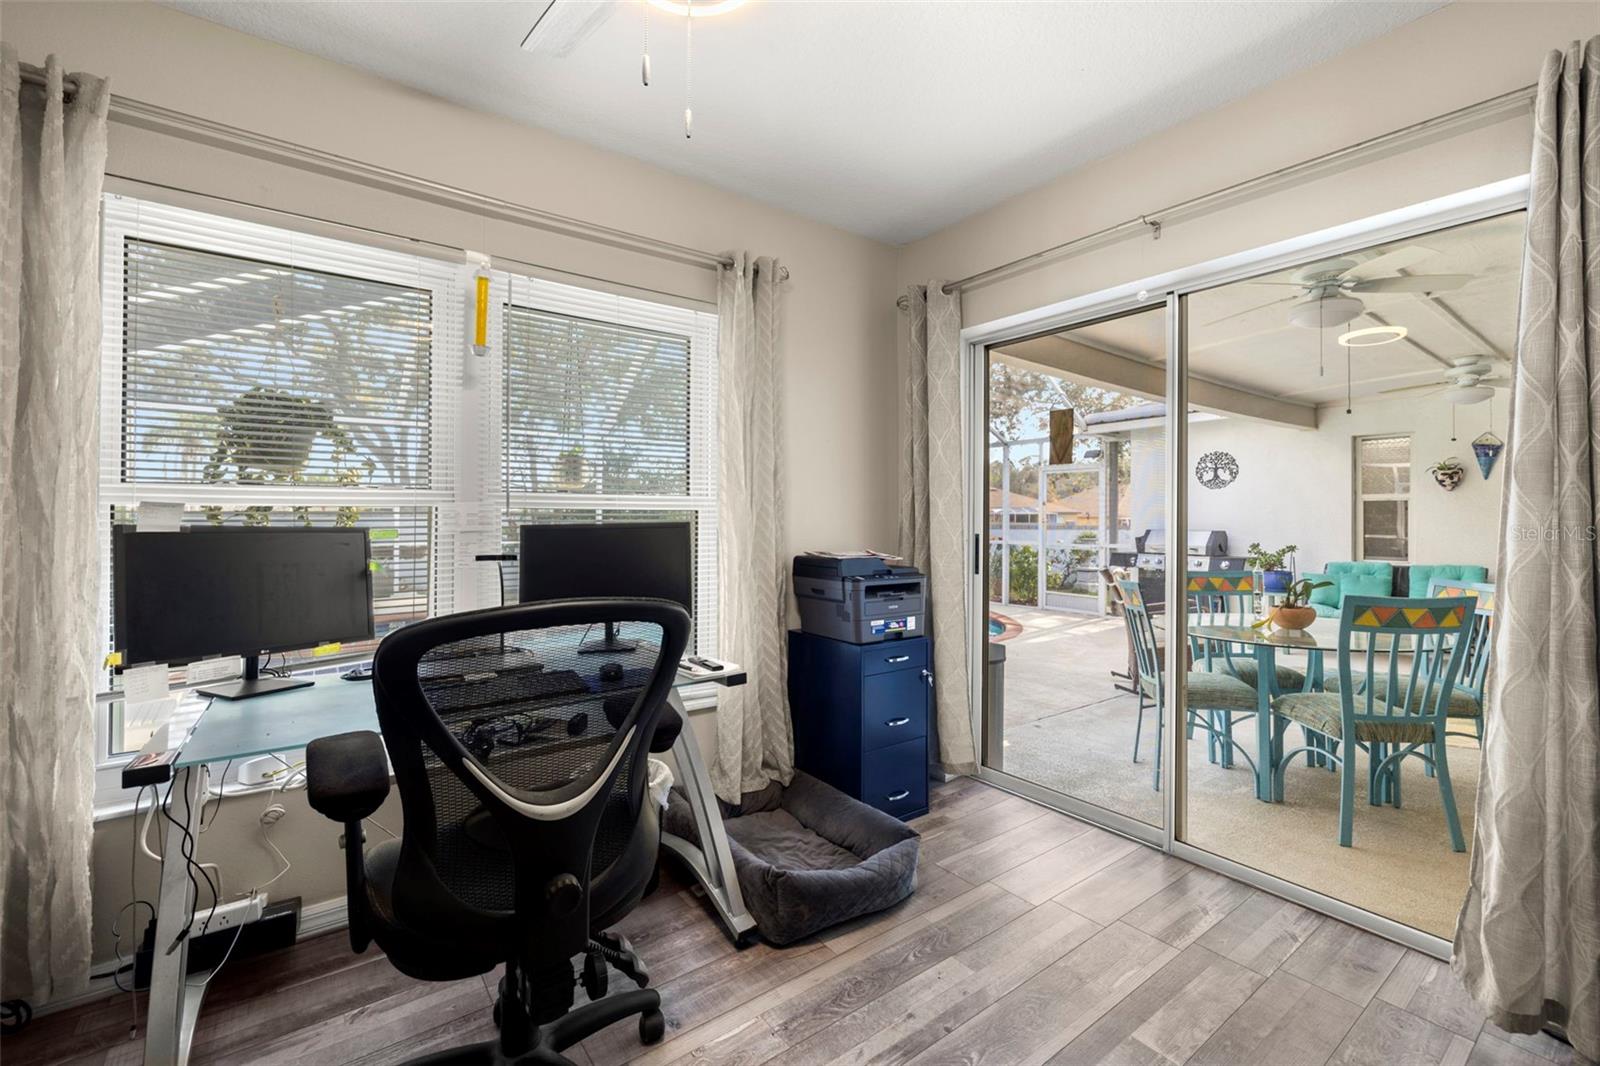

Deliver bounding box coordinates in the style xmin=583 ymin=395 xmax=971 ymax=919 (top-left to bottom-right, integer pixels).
xmin=1254 ymin=577 xmax=1332 ymax=631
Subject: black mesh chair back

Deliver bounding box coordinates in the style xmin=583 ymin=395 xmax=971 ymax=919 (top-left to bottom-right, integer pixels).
xmin=370 ymin=597 xmax=689 ymax=984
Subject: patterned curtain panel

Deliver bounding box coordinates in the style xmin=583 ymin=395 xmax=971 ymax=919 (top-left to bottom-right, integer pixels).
xmin=1453 ymin=36 xmax=1600 ymax=1063
xmin=899 ymin=284 xmax=977 ymax=775
xmin=713 ymin=253 xmax=794 ymax=803
xmin=0 ymin=50 xmax=110 ymax=1002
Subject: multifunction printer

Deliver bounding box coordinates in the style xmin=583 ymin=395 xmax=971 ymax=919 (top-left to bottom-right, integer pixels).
xmin=793 ymin=552 xmax=927 ymax=644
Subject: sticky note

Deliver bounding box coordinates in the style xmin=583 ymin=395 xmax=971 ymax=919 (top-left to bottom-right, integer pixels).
xmin=105 ymin=651 xmax=123 ymax=668
xmin=122 ymin=663 xmax=170 ymax=704
xmin=312 ymin=642 xmax=342 ymax=657
xmin=370 ymin=529 xmax=400 ymax=541
xmin=135 ymin=501 xmax=184 ymax=532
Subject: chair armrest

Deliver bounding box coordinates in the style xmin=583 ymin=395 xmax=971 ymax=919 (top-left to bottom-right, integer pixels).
xmin=306 ymin=731 xmax=391 ymax=823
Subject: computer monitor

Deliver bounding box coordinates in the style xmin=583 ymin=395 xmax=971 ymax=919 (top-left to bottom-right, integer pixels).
xmin=113 ymin=526 xmax=374 ymax=700
xmin=518 ymin=521 xmax=693 ymax=653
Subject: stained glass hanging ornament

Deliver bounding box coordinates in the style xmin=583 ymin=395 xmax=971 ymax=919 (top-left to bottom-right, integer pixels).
xmin=1472 ymin=430 xmax=1504 ymax=479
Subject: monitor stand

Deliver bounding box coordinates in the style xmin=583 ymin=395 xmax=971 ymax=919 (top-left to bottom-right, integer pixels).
xmin=579 ymin=622 xmax=637 ymax=655
xmin=196 ymin=654 xmax=314 ymax=701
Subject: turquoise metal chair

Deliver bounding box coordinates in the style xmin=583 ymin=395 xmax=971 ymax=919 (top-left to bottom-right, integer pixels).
xmin=1323 ymin=579 xmax=1493 ymax=778
xmin=1271 ymin=595 xmax=1474 ymax=851
xmin=1118 ymin=579 xmax=1258 ymax=791
xmin=1185 ymin=572 xmax=1309 ymax=769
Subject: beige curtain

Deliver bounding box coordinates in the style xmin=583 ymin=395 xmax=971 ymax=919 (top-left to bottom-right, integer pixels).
xmin=712 ymin=253 xmax=792 ymax=803
xmin=1453 ymin=36 xmax=1599 ymax=1063
xmin=0 ymin=49 xmax=110 ymax=1002
xmin=900 ymin=284 xmax=977 ymax=775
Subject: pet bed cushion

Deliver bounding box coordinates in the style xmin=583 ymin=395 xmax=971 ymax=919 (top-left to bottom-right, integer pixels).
xmin=663 ymin=771 xmax=919 ymax=945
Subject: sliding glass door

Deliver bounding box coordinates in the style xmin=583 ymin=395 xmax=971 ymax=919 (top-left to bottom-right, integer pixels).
xmin=1175 ymin=210 xmax=1523 ymax=940
xmin=981 ymin=303 xmax=1169 ymax=834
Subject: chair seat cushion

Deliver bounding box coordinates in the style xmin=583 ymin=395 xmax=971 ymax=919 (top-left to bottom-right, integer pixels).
xmin=1272 ymin=693 xmax=1436 ymax=744
xmin=1324 ymin=672 xmax=1481 ymax=718
xmin=1185 ymin=670 xmax=1259 ymax=711
xmin=1200 ymin=658 xmax=1306 ymax=692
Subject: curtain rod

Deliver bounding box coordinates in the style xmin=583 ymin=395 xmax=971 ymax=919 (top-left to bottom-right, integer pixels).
xmin=899 ymin=82 xmax=1536 ymax=310
xmin=20 ymin=60 xmax=788 ymax=282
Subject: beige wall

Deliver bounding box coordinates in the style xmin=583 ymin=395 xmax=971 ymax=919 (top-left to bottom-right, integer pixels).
xmin=896 ymin=3 xmax=1597 ymax=326
xmin=3 ymin=0 xmax=900 ymax=970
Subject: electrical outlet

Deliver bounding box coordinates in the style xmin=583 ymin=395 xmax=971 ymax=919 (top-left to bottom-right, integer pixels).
xmin=193 ymin=894 xmax=266 ymax=938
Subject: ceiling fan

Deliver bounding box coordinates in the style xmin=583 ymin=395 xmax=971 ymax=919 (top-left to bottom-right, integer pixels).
xmin=1380 ymin=356 xmax=1510 ymax=405
xmin=1204 ymin=246 xmax=1474 ymax=329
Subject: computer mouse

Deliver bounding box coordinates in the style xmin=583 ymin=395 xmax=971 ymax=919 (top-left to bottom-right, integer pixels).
xmin=599 ymin=661 xmax=624 ymax=683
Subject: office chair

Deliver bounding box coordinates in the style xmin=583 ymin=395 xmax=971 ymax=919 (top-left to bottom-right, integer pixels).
xmin=306 ymin=598 xmax=690 ymax=1065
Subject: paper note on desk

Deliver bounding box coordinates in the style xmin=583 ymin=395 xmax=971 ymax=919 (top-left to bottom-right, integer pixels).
xmin=135 ymin=501 xmax=184 ymax=532
xmin=122 ymin=663 xmax=170 ymax=703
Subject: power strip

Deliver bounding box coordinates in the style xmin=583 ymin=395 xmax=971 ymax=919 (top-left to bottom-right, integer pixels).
xmin=192 ymin=894 xmax=266 ymax=938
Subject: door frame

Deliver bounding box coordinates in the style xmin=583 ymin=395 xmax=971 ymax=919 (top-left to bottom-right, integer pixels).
xmin=960 ymin=175 xmax=1529 ymax=958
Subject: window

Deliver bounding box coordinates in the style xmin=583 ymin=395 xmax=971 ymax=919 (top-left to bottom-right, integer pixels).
xmin=1356 ymin=434 xmax=1411 ymax=561
xmin=99 ymin=196 xmax=466 ymax=758
xmin=96 ymin=196 xmax=719 ymax=774
xmin=497 ymin=274 xmax=719 ymax=654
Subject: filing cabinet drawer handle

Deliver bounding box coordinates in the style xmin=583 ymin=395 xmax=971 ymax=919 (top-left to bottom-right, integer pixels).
xmin=886 ymin=790 xmax=911 ymax=802
xmin=885 ymin=654 xmax=911 ymax=664
xmin=885 ymin=717 xmax=911 ymax=727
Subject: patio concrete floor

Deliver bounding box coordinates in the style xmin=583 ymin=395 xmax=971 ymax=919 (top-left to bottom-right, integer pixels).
xmin=988 ymin=602 xmax=1479 ymax=939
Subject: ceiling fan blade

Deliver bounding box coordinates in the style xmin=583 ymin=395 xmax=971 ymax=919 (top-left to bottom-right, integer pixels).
xmin=1345 ymin=245 xmax=1436 ymax=280
xmin=1379 ymin=381 xmax=1448 ymax=396
xmin=1347 ymin=273 xmax=1474 ymax=294
xmin=1200 ymin=294 xmax=1296 ymax=327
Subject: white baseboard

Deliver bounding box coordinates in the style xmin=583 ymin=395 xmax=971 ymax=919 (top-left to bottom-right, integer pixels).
xmin=31 ymin=895 xmax=351 ymax=1020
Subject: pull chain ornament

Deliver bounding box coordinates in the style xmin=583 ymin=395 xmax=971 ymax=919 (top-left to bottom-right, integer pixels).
xmin=641 ymin=3 xmax=651 ymax=86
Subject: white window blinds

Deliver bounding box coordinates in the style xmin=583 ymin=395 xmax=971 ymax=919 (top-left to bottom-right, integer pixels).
xmin=99 ymin=197 xmax=467 ymax=753
xmin=499 ymin=273 xmax=719 ymax=654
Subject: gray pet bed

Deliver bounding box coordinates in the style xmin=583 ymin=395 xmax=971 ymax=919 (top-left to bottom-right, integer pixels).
xmin=663 ymin=771 xmax=919 ymax=945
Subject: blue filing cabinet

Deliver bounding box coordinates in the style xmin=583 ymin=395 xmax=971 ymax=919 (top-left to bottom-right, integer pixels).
xmin=788 ymin=630 xmax=931 ymax=820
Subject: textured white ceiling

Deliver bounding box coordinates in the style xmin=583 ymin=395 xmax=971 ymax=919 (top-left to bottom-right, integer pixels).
xmin=164 ymin=0 xmax=1444 ymax=244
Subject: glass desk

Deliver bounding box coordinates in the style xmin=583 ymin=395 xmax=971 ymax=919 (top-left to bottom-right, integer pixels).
xmin=1163 ymin=615 xmax=1338 ymax=801
xmin=131 ymin=661 xmax=749 ymax=1066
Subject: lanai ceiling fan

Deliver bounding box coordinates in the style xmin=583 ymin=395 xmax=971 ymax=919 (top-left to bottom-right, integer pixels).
xmin=1380 ymin=356 xmax=1510 ymax=405
xmin=1204 ymin=246 xmax=1474 ymax=329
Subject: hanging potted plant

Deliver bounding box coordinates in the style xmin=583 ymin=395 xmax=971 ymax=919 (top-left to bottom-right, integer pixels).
xmin=1254 ymin=577 xmax=1332 ymax=632
xmin=1429 ymin=457 xmax=1465 ymax=491
xmin=1244 ymin=542 xmax=1296 ymax=594
xmin=201 ymin=386 xmax=373 ymax=527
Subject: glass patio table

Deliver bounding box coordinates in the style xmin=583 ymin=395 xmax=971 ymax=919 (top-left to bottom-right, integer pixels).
xmin=1158 ymin=614 xmax=1341 ymax=801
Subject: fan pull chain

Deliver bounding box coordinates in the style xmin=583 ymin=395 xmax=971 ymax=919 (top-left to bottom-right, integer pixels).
xmin=1318 ymin=300 xmax=1325 ymax=377
xmin=1345 ymin=344 xmax=1352 ymax=415
xmin=1451 ymin=402 xmax=1457 ymax=442
xmin=684 ymin=0 xmax=693 ymax=139
xmin=641 ymin=2 xmax=651 ymax=86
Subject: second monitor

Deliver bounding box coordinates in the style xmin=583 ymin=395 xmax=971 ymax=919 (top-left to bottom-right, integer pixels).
xmin=518 ymin=521 xmax=694 ymax=653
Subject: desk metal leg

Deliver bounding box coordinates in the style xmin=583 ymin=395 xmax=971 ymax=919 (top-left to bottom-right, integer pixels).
xmin=658 ymin=693 xmax=757 ymax=945
xmin=145 ymin=767 xmax=207 ymax=1066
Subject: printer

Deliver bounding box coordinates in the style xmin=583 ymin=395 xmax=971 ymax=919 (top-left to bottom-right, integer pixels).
xmin=793 ymin=553 xmax=927 ymax=644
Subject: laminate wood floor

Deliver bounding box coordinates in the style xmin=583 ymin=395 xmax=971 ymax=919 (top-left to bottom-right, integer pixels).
xmin=4 ymin=778 xmax=1575 ymax=1066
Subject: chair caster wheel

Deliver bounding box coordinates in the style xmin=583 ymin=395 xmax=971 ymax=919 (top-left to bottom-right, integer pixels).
xmin=639 ymin=1008 xmax=665 ymax=1045
xmin=582 ymin=951 xmax=609 ymax=1001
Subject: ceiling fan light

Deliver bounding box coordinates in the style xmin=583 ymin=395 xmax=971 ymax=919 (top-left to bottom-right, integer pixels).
xmin=1289 ymin=293 xmax=1363 ymax=329
xmin=1338 ymin=325 xmax=1409 ymax=347
xmin=647 ymin=0 xmax=746 ymax=15
xmin=1443 ymin=384 xmax=1495 ymax=405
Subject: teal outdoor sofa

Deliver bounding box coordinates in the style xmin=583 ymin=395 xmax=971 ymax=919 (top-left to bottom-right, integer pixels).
xmin=1303 ymin=562 xmax=1489 ymax=619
